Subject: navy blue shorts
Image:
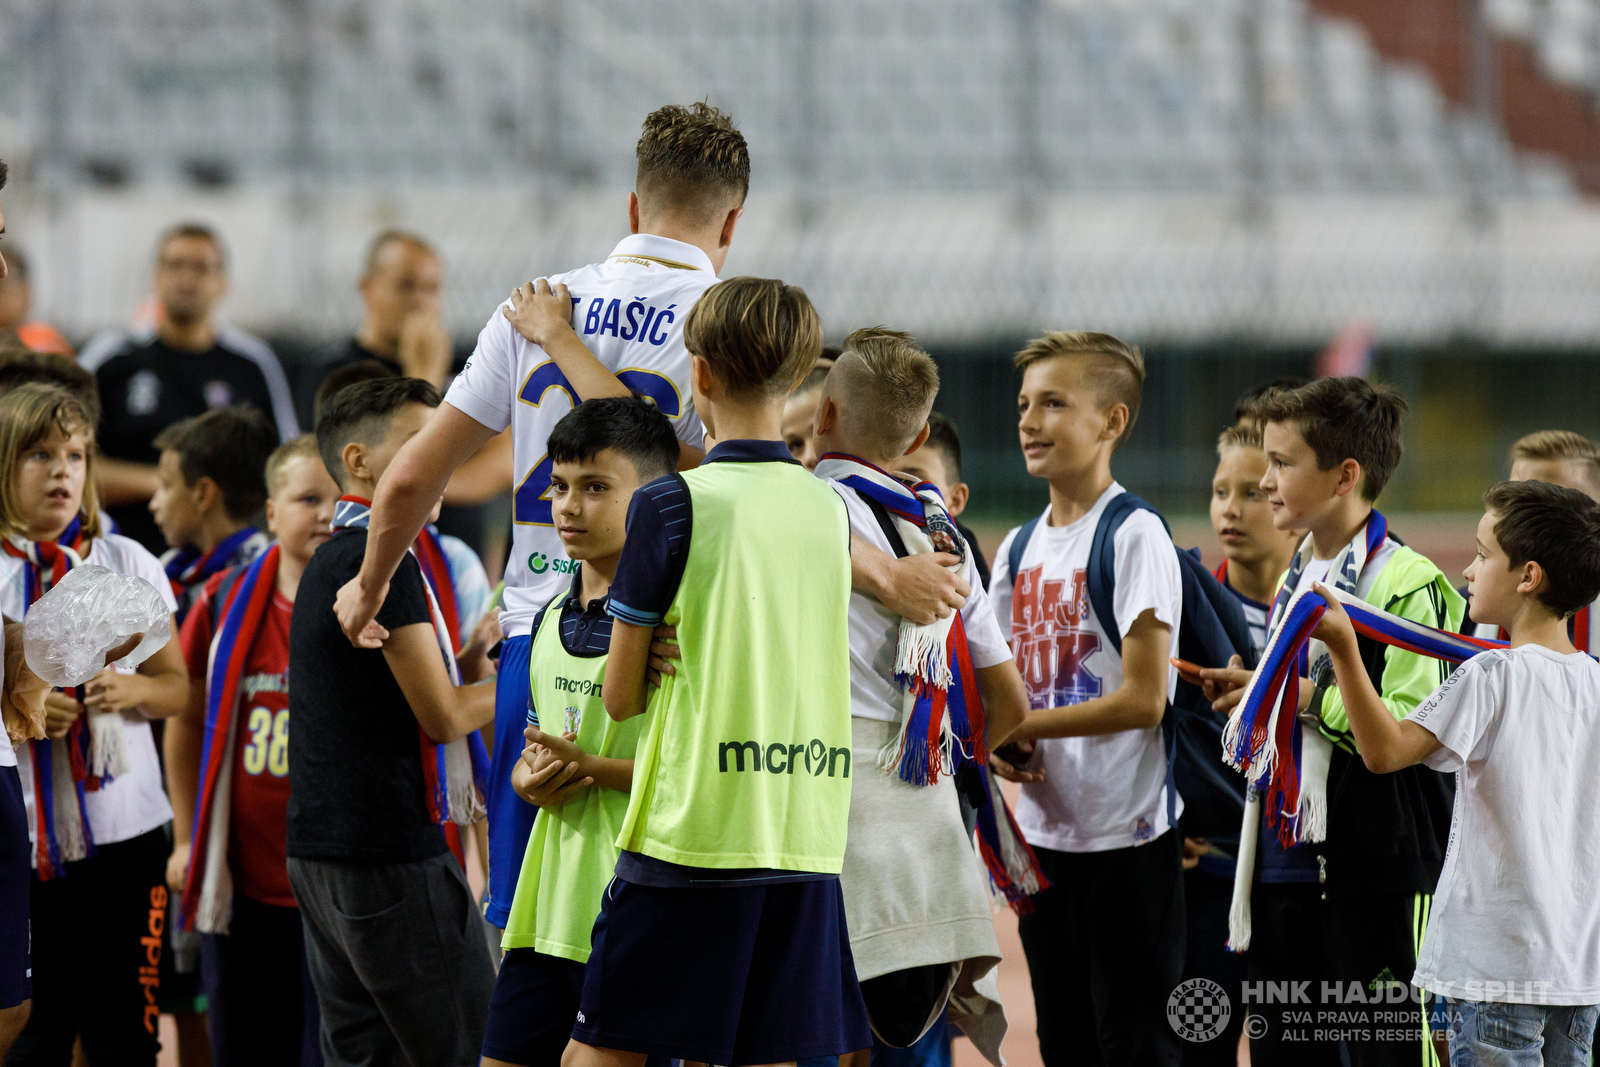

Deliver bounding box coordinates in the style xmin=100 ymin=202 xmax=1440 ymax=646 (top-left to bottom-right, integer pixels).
xmin=0 ymin=764 xmax=30 ymax=1009
xmin=573 ymin=875 xmax=871 ymax=1065
xmin=482 ymin=948 xmax=585 ymax=1066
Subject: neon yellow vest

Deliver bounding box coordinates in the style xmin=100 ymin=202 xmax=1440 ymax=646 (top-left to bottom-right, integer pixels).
xmin=501 ymin=596 xmax=643 ymax=961
xmin=616 ymin=460 xmax=854 ymax=872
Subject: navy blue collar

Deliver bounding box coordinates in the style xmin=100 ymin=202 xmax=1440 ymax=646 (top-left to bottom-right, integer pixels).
xmin=703 ymin=439 xmax=797 ymax=465
xmin=562 ymin=565 xmax=610 ymax=615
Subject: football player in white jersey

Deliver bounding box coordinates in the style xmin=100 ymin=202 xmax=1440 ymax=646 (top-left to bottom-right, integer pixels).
xmin=332 ymin=102 xmax=753 ymax=941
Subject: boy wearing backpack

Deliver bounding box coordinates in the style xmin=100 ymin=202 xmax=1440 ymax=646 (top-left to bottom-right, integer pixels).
xmin=990 ymin=331 xmax=1186 ymax=1067
xmin=1202 ymin=378 xmax=1462 ymax=1067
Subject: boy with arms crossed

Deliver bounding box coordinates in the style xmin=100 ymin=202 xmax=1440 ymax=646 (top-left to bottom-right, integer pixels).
xmin=1308 ymin=479 xmax=1600 ymax=1066
xmin=1204 ymin=378 xmax=1462 ymax=1067
xmin=289 ymin=378 xmax=498 ymax=1065
xmin=478 ymin=397 xmax=678 ymax=1067
xmin=811 ymin=329 xmax=1030 ymax=1062
xmin=578 ymin=278 xmax=870 ymax=1066
xmin=988 ymin=332 xmax=1185 ymax=1067
xmin=165 ymin=435 xmax=338 ymax=1067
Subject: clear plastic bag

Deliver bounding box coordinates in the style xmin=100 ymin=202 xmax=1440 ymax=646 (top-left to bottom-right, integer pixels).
xmin=23 ymin=565 xmax=171 ymax=687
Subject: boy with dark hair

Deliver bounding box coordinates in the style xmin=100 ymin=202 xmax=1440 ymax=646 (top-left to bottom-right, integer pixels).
xmin=572 ymin=277 xmax=870 ymax=1067
xmin=151 ymin=405 xmax=277 ymax=623
xmin=480 ymin=396 xmax=679 ymax=1067
xmin=313 ymin=358 xmax=395 ymax=422
xmin=781 ymin=362 xmax=832 ymax=471
xmin=165 ymin=433 xmax=338 ymax=1067
xmin=1308 ymin=479 xmax=1600 ymax=1066
xmin=989 ymin=330 xmax=1187 ymax=1067
xmin=1204 ymin=376 xmax=1463 ymax=1067
xmin=289 ymin=377 xmax=498 ymax=1064
xmin=897 ymin=411 xmax=990 ymax=588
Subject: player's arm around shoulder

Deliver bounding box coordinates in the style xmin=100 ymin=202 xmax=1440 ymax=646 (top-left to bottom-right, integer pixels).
xmin=382 ymin=622 xmax=496 ymax=744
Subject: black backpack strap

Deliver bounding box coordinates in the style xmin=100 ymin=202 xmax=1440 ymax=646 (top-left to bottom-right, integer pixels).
xmin=860 ymin=494 xmax=911 ymax=560
xmin=1006 ymin=516 xmax=1042 ymax=588
xmin=1084 ymin=492 xmax=1168 ymax=658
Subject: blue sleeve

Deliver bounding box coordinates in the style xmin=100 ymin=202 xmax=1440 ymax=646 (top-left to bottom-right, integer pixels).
xmin=607 ymin=475 xmax=691 ymax=627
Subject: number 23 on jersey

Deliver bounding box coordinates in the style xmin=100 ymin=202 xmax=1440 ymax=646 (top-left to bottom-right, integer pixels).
xmin=513 ymin=361 xmax=682 ymax=525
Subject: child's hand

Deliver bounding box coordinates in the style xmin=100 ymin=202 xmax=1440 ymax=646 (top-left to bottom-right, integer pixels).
xmin=1309 ymin=581 xmax=1357 ymax=652
xmin=647 ymin=625 xmax=680 ymax=687
xmin=42 ymin=690 xmax=82 ymax=739
xmin=881 ymin=552 xmax=969 ymax=625
xmin=502 ymin=279 xmax=576 ymax=349
xmin=1199 ymin=654 xmax=1251 ymax=714
xmin=524 ymin=726 xmax=586 ymax=766
xmin=166 ymin=842 xmax=190 ymax=894
xmin=82 ymin=668 xmax=146 ymax=717
xmin=513 ymin=733 xmax=592 ymax=808
xmin=1182 ymin=837 xmax=1207 ymax=870
xmin=457 ymin=611 xmax=502 ymax=685
xmin=989 ymin=742 xmax=1045 ymax=784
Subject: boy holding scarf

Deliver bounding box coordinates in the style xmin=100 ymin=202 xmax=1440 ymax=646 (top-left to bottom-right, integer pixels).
xmin=164 ymin=433 xmax=337 ymax=1066
xmin=149 ymin=406 xmax=277 ymax=624
xmin=288 ymin=376 xmax=497 ymax=1065
xmin=1202 ymin=377 xmax=1461 ymax=1067
xmin=811 ymin=328 xmax=1032 ymax=1064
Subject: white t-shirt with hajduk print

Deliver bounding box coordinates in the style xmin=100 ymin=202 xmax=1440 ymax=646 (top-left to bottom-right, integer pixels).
xmin=991 ymin=483 xmax=1183 ymax=853
xmin=1408 ymin=645 xmax=1600 ymax=1005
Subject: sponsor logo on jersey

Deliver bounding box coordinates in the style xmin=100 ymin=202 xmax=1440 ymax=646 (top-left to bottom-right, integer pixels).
xmin=717 ymin=738 xmax=851 ymax=778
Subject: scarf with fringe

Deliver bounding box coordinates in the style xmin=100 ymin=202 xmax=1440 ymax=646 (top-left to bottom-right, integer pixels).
xmin=181 ymin=543 xmax=279 ymax=932
xmin=1223 ymin=584 xmax=1504 ymax=950
xmin=5 ymin=518 xmax=131 ymax=878
xmin=818 ymin=455 xmax=1048 ymax=910
xmin=332 ymin=497 xmax=487 ymax=866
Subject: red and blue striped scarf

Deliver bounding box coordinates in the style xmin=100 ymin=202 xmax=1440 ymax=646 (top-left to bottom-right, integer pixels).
xmin=332 ymin=497 xmax=487 ymax=866
xmin=181 ymin=543 xmax=280 ymax=931
xmin=817 ymin=454 xmax=1047 ymax=909
xmin=4 ymin=517 xmax=108 ymax=878
xmin=1223 ymin=583 xmax=1504 ymax=950
xmin=165 ymin=526 xmax=262 ymax=606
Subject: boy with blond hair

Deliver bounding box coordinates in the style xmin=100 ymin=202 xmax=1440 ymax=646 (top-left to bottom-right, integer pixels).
xmin=989 ymin=330 xmax=1187 ymax=1066
xmin=166 ymin=433 xmax=338 ymax=1066
xmin=812 ymin=328 xmax=1029 ymax=1061
xmin=571 ymin=277 xmax=869 ymax=1066
xmin=1203 ymin=378 xmax=1462 ymax=1067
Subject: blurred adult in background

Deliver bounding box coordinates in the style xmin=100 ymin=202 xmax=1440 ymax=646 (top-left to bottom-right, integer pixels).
xmin=309 ymin=229 xmax=512 ymax=558
xmin=80 ymin=223 xmax=298 ymax=554
xmin=316 ymin=230 xmax=453 ymax=391
xmin=0 ymin=249 xmax=73 ymax=357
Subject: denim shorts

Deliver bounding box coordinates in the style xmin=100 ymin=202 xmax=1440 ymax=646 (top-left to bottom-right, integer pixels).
xmin=1442 ymin=998 xmax=1599 ymax=1067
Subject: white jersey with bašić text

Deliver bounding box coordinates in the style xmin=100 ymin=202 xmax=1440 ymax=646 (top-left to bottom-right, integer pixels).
xmin=444 ymin=233 xmax=712 ymax=637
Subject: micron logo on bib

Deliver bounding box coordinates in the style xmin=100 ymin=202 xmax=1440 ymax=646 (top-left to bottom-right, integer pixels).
xmin=718 ymin=739 xmax=851 ymax=778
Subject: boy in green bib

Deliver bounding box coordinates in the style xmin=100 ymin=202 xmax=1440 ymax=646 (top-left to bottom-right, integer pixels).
xmin=479 ymin=396 xmax=681 ymax=1067
xmin=570 ymin=278 xmax=870 ymax=1067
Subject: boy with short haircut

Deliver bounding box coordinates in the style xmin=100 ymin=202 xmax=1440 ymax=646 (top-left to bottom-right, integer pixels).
xmin=1307 ymin=479 xmax=1600 ymax=1066
xmin=811 ymin=328 xmax=1028 ymax=1062
xmin=897 ymin=411 xmax=991 ymax=589
xmin=1210 ymin=421 xmax=1303 ymax=657
xmin=165 ymin=433 xmax=338 ymax=1067
xmin=781 ymin=362 xmax=831 ymax=471
xmin=573 ymin=277 xmax=869 ymax=1066
xmin=1205 ymin=377 xmax=1463 ymax=1067
xmin=1481 ymin=430 xmax=1600 ymax=651
xmin=988 ymin=331 xmax=1186 ymax=1067
xmin=478 ymin=397 xmax=679 ymax=1067
xmin=288 ymin=377 xmax=498 ymax=1065
xmin=151 ymin=405 xmax=277 ymax=623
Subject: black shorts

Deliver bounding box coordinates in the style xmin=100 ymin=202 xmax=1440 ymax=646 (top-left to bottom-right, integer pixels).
xmin=0 ymin=765 xmax=30 ymax=1010
xmin=482 ymin=949 xmax=586 ymax=1067
xmin=573 ymin=875 xmax=871 ymax=1065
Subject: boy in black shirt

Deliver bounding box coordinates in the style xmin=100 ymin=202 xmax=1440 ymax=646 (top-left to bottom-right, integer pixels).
xmin=288 ymin=376 xmax=496 ymax=1065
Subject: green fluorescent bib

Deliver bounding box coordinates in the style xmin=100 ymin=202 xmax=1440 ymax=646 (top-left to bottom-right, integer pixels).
xmin=616 ymin=460 xmax=855 ymax=872
xmin=501 ymin=597 xmax=643 ymax=961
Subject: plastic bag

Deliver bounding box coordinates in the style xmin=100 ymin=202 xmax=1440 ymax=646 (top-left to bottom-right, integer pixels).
xmin=23 ymin=565 xmax=171 ymax=688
